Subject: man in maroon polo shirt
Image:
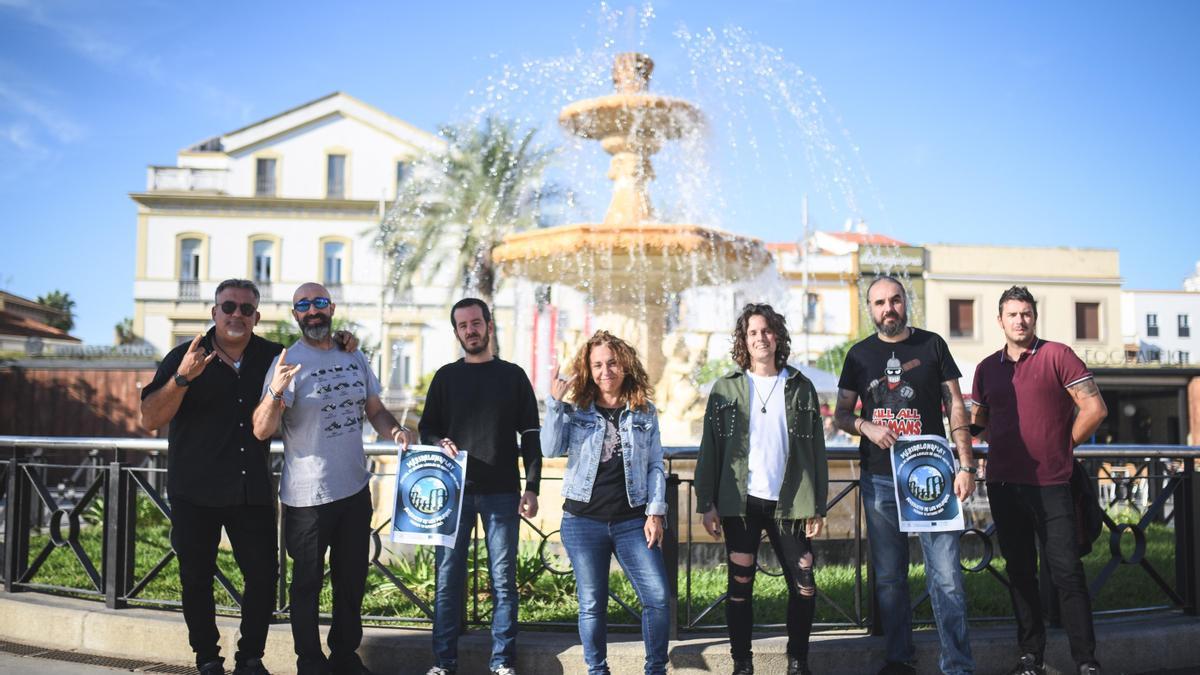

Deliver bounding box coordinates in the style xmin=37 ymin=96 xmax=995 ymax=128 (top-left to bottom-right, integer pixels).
xmin=971 ymin=286 xmax=1107 ymax=675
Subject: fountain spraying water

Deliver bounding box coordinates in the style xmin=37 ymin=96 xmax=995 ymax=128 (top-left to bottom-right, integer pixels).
xmin=493 ymin=52 xmax=771 ymax=388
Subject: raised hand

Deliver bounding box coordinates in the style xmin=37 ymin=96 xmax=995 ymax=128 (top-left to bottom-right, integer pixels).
xmin=333 ymin=330 xmax=359 ymax=352
xmin=177 ymin=333 xmax=217 ymax=381
xmin=549 ymin=365 xmax=569 ymax=402
xmin=268 ymin=348 xmax=302 ymax=398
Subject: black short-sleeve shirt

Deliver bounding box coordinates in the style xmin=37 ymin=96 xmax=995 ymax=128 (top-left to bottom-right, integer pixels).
xmin=838 ymin=328 xmax=960 ymax=475
xmin=141 ymin=328 xmax=283 ymax=507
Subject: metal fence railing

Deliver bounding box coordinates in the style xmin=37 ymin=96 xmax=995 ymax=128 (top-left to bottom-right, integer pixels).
xmin=2 ymin=436 xmax=1197 ymax=639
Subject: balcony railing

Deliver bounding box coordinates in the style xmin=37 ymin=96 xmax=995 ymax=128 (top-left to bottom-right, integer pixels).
xmin=148 ymin=167 xmax=229 ymax=193
xmin=177 ymin=279 xmax=200 ymax=301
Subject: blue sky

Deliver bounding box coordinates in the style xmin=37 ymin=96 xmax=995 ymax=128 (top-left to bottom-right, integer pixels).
xmin=1 ymin=0 xmax=1197 ymax=344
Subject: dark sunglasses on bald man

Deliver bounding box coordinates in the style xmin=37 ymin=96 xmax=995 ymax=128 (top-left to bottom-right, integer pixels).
xmin=293 ymin=297 xmax=332 ymax=312
xmin=219 ymin=301 xmax=257 ymax=317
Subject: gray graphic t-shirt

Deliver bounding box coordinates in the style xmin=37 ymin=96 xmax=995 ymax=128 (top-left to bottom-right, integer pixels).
xmin=264 ymin=340 xmax=381 ymax=507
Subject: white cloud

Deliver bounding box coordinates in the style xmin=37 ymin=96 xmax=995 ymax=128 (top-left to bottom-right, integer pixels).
xmin=0 ymin=82 xmax=84 ymax=143
xmin=1 ymin=1 xmax=253 ymax=123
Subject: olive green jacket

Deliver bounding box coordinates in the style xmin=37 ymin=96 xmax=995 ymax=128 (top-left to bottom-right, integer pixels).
xmin=694 ymin=367 xmax=829 ymax=520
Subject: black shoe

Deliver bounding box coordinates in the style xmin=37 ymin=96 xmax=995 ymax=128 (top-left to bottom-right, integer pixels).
xmin=732 ymin=657 xmax=754 ymax=675
xmin=1078 ymin=664 xmax=1101 ymax=675
xmin=787 ymin=656 xmax=812 ymax=675
xmin=1008 ymin=654 xmax=1046 ymax=675
xmin=198 ymin=659 xmax=226 ymax=675
xmin=877 ymin=663 xmax=916 ymax=675
xmin=232 ymin=659 xmax=270 ymax=675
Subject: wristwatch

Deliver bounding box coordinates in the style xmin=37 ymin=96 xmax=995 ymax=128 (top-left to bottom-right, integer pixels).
xmin=958 ymin=465 xmax=978 ymax=474
xmin=173 ymin=373 xmax=190 ymax=388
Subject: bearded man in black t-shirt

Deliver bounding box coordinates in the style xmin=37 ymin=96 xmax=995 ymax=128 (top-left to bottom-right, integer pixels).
xmin=833 ymin=276 xmax=978 ymax=675
xmin=419 ymin=298 xmax=542 ymax=675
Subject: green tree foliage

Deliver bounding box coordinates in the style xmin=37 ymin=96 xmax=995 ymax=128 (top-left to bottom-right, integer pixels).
xmin=377 ymin=116 xmax=560 ymax=305
xmin=114 ymin=317 xmax=139 ymax=345
xmin=37 ymin=289 xmax=75 ymax=331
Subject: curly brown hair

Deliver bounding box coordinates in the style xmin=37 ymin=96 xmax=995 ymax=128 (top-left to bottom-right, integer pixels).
xmin=730 ymin=303 xmax=792 ymax=372
xmin=565 ymin=330 xmax=654 ymax=411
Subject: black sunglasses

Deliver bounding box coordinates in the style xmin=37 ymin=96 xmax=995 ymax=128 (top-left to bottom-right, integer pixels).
xmin=219 ymin=301 xmax=257 ymax=317
xmin=293 ymin=297 xmax=332 ymax=312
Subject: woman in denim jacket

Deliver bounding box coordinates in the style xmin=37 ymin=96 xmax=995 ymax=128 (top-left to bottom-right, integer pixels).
xmin=541 ymin=330 xmax=669 ymax=675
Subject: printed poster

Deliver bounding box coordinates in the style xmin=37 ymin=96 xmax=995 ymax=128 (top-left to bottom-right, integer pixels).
xmin=390 ymin=446 xmax=468 ymax=547
xmin=890 ymin=435 xmax=965 ymax=533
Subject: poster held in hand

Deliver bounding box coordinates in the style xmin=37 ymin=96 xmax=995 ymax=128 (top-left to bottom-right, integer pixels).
xmin=890 ymin=435 xmax=965 ymax=533
xmin=391 ymin=445 xmax=468 ymax=547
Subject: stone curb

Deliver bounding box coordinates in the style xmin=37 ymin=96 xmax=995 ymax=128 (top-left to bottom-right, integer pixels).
xmin=0 ymin=593 xmax=1197 ymax=674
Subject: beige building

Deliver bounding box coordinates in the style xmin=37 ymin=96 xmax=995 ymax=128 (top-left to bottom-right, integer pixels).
xmin=923 ymin=244 xmax=1124 ymax=390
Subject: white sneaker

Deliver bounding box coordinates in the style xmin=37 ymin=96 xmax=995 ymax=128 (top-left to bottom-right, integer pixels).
xmin=491 ymin=668 xmax=518 ymax=675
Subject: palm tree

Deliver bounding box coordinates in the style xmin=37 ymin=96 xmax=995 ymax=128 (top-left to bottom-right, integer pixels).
xmin=376 ymin=116 xmax=560 ymax=305
xmin=37 ymin=290 xmax=75 ymax=332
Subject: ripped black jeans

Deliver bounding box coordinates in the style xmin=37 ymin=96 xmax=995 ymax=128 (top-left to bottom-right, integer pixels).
xmin=721 ymin=495 xmax=816 ymax=662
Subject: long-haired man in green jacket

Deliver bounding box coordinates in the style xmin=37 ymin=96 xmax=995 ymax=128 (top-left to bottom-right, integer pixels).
xmin=695 ymin=303 xmax=828 ymax=675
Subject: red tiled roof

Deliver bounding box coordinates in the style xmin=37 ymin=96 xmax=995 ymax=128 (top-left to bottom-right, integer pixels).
xmin=825 ymin=232 xmax=909 ymax=246
xmin=0 ymin=310 xmax=81 ymax=342
xmin=765 ymin=242 xmax=798 ymax=252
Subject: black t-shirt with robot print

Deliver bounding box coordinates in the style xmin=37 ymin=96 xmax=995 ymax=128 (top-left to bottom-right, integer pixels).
xmin=838 ymin=328 xmax=960 ymax=475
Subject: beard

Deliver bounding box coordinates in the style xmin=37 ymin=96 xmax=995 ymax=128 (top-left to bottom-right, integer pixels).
xmin=874 ymin=309 xmax=908 ymax=338
xmin=300 ymin=314 xmax=331 ymax=341
xmin=457 ymin=330 xmax=490 ymax=356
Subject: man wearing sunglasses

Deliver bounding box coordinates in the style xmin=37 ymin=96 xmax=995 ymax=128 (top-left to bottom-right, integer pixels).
xmin=253 ymin=282 xmax=411 ymax=675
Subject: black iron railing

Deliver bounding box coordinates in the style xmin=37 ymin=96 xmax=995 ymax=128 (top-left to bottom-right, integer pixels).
xmin=1 ymin=436 xmax=1197 ymax=640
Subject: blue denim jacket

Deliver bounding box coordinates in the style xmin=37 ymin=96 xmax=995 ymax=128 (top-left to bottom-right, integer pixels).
xmin=540 ymin=397 xmax=667 ymax=516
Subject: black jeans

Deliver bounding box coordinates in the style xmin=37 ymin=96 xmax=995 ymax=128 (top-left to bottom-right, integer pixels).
xmin=721 ymin=495 xmax=816 ymax=663
xmin=284 ymin=487 xmax=373 ymax=675
xmin=169 ymin=498 xmax=278 ymax=669
xmin=987 ymin=482 xmax=1097 ymax=666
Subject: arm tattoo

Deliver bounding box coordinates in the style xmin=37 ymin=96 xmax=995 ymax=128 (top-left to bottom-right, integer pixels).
xmin=1068 ymin=378 xmax=1101 ymax=399
xmin=940 ymin=382 xmax=954 ymax=416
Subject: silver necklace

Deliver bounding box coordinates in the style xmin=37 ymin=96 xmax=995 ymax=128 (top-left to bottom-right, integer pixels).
xmin=213 ymin=338 xmax=243 ymax=371
xmin=751 ymin=373 xmax=781 ymax=413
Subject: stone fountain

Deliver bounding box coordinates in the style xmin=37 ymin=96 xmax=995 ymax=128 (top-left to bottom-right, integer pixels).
xmin=493 ymin=53 xmax=771 ymax=436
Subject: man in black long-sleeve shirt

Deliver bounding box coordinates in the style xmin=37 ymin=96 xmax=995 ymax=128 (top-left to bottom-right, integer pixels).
xmin=420 ymin=298 xmax=541 ymax=675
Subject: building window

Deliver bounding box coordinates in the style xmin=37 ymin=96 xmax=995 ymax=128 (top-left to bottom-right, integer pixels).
xmin=389 ymin=339 xmax=415 ymax=390
xmin=1075 ymin=302 xmax=1100 ymax=341
xmin=1179 ymin=314 xmax=1191 ymax=338
xmin=1180 ymin=351 xmax=1191 ymax=365
xmin=949 ymin=299 xmax=974 ymax=338
xmin=1147 ymin=313 xmax=1159 ymax=337
xmin=252 ymin=240 xmax=273 ymax=283
xmin=323 ymin=241 xmax=345 ymax=285
xmin=395 ymin=160 xmax=407 ymax=195
xmin=803 ymin=292 xmax=818 ymax=333
xmin=255 ymin=158 xmax=276 ymax=196
xmin=179 ymin=238 xmax=201 ymax=280
xmin=327 ymin=154 xmax=346 ymax=199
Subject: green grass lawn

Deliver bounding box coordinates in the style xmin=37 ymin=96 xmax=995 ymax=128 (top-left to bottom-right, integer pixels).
xmin=19 ymin=495 xmax=1181 ymax=630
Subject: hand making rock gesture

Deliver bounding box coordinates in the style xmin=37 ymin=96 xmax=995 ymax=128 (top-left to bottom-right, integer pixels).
xmin=549 ymin=365 xmax=569 ymax=402
xmin=177 ymin=333 xmax=217 ymax=381
xmin=268 ymin=348 xmax=302 ymax=398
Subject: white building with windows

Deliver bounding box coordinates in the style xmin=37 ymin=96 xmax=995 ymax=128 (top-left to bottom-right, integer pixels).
xmin=1121 ymin=290 xmax=1198 ymax=365
xmin=130 ymin=92 xmax=527 ymax=400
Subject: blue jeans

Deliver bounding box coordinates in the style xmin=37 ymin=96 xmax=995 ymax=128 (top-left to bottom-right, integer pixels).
xmin=433 ymin=492 xmax=520 ymax=671
xmin=560 ymin=513 xmax=670 ymax=675
xmin=861 ymin=472 xmax=974 ymax=675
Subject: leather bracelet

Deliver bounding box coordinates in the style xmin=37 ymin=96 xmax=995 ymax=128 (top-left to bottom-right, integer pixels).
xmin=267 ymin=386 xmax=283 ymax=402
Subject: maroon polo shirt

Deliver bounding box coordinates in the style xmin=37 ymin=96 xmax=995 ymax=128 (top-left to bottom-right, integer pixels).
xmin=971 ymin=338 xmax=1092 ymax=486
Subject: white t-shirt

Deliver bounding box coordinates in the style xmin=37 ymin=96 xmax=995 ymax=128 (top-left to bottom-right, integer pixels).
xmin=746 ymin=370 xmax=788 ymax=501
